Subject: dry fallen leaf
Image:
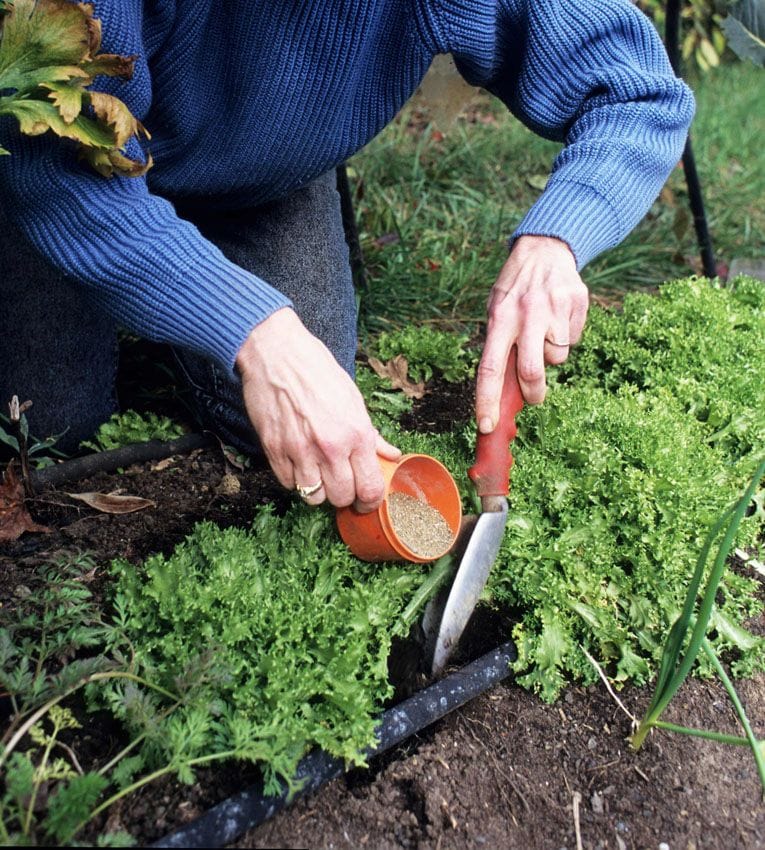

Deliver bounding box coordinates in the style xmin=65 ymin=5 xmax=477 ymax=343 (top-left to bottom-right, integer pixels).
xmin=0 ymin=462 xmax=52 ymax=541
xmin=526 ymin=173 xmax=549 ymax=191
xmin=66 ymin=491 xmax=155 ymax=514
xmin=151 ymin=457 xmax=176 ymax=472
xmin=372 ymin=232 xmax=399 ymax=248
xmin=72 ymin=565 xmax=99 ymax=583
xmin=368 ymin=355 xmax=426 ymax=399
xmin=213 ymin=436 xmax=248 ymax=472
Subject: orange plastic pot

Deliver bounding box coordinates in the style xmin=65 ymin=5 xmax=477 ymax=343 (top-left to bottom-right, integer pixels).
xmin=336 ymin=453 xmax=462 ymax=563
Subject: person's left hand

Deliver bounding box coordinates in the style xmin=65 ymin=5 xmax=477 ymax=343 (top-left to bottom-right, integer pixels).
xmin=475 ymin=235 xmax=588 ymax=433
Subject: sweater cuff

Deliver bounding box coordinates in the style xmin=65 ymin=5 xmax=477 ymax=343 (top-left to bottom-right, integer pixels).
xmin=131 ymin=213 xmax=295 ymax=374
xmin=510 ymin=180 xmax=624 ymax=271
xmin=166 ymin=253 xmax=294 ymax=375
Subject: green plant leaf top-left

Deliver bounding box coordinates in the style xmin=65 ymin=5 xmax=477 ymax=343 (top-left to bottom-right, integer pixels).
xmin=0 ymin=0 xmax=151 ymax=176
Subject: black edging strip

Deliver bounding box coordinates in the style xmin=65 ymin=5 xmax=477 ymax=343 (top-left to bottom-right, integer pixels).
xmin=30 ymin=433 xmax=215 ymax=489
xmin=152 ymin=640 xmax=517 ymax=849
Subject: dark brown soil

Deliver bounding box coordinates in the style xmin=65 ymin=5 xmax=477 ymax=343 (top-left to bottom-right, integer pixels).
xmin=241 ymin=671 xmax=765 ymax=850
xmin=399 ymin=377 xmax=475 ymax=434
xmin=2 ymin=367 xmax=764 ymax=849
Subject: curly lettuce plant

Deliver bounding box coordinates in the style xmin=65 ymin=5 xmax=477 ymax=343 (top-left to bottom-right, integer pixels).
xmin=80 ymin=411 xmax=185 ymax=452
xmin=490 ymin=276 xmax=765 ymax=701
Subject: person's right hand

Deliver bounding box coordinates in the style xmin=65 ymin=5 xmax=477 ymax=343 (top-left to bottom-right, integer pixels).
xmin=235 ymin=307 xmax=400 ymax=512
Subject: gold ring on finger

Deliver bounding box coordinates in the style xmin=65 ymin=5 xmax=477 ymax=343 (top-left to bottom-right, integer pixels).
xmin=296 ymin=480 xmax=323 ymax=499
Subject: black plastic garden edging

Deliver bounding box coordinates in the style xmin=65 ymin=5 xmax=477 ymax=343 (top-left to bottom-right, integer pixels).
xmin=151 ymin=640 xmax=518 ymax=849
xmin=29 ymin=433 xmax=215 ymax=490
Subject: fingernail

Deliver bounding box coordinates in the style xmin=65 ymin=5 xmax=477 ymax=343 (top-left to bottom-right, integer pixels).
xmin=479 ymin=417 xmax=494 ymax=434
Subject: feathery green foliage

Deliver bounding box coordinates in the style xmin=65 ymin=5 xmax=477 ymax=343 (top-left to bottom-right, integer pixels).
xmin=490 ymin=382 xmax=763 ymax=701
xmin=555 ymin=275 xmax=765 ymax=468
xmin=488 ymin=276 xmax=765 ymax=700
xmin=107 ymin=504 xmax=433 ymax=793
xmin=0 ymin=555 xmax=134 ymax=845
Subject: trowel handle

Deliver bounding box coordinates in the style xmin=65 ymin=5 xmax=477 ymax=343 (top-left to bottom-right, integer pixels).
xmin=468 ymin=346 xmax=524 ymax=498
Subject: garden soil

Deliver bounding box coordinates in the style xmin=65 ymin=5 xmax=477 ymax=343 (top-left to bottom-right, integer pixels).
xmin=1 ymin=366 xmax=764 ymax=849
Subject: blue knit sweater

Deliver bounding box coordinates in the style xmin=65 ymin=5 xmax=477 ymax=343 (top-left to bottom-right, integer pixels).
xmin=0 ymin=0 xmax=694 ymax=373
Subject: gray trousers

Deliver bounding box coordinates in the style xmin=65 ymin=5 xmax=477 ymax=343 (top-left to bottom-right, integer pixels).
xmin=0 ymin=170 xmax=357 ymax=454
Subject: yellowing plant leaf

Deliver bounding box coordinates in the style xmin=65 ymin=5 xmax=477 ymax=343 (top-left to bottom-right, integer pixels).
xmin=11 ymin=98 xmax=115 ymax=144
xmin=0 ymin=0 xmax=93 ymax=87
xmin=66 ymin=491 xmax=155 ymax=514
xmin=0 ymin=462 xmax=51 ymax=541
xmin=0 ymin=0 xmax=151 ymax=177
xmin=82 ymin=52 xmax=136 ymax=80
xmin=368 ymin=355 xmax=426 ymax=399
xmin=81 ymin=145 xmax=153 ymax=178
xmin=42 ymin=81 xmax=83 ymax=123
xmin=88 ymin=90 xmax=149 ymax=147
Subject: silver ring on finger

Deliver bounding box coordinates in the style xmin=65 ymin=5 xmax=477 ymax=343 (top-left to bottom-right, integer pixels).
xmin=296 ymin=480 xmax=323 ymax=500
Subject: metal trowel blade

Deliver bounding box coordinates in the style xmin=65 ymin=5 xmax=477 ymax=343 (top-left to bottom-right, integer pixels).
xmin=423 ymin=499 xmax=508 ymax=678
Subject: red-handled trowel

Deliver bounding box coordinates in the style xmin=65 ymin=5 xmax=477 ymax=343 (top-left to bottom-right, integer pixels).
xmin=422 ymin=347 xmax=524 ymax=677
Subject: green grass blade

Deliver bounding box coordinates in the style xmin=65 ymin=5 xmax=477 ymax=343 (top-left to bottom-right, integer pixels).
xmin=649 ymin=616 xmax=689 ymax=712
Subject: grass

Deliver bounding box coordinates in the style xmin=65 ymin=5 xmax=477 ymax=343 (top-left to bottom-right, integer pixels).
xmin=350 ymin=61 xmax=765 ymax=335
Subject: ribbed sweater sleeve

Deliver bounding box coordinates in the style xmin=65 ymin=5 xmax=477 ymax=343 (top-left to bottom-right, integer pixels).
xmin=0 ymin=2 xmax=292 ymax=373
xmin=428 ymin=0 xmax=695 ymax=269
